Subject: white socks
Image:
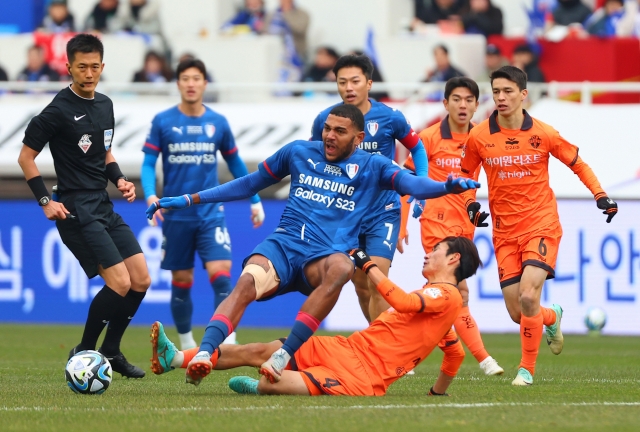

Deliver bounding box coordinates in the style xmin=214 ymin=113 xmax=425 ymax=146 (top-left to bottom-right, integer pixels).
xmin=222 ymin=331 xmax=237 ymax=345
xmin=178 ymin=331 xmax=197 ymax=350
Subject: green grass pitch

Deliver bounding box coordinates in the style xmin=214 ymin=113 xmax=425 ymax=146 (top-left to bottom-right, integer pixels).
xmin=0 ymin=324 xmax=639 ymax=431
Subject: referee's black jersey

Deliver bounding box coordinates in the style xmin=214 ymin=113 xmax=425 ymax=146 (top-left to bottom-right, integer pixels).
xmin=23 ymin=85 xmax=115 ymax=192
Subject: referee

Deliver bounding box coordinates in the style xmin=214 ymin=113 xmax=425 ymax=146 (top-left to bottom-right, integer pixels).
xmin=17 ymin=34 xmax=150 ymax=378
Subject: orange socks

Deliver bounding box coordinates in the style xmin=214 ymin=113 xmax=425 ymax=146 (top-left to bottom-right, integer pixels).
xmin=519 ymin=312 xmax=543 ymax=375
xmin=180 ymin=347 xmax=220 ymax=369
xmin=454 ymin=306 xmax=490 ymax=363
xmin=541 ymin=306 xmax=557 ymax=326
xmin=180 ymin=347 xmax=200 ymax=368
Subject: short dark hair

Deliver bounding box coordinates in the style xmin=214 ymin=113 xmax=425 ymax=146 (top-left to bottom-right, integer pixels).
xmin=444 ymin=77 xmax=479 ymax=101
xmin=176 ymin=58 xmax=207 ymax=80
xmin=66 ymin=33 xmax=103 ymax=64
xmin=439 ymin=236 xmax=482 ymax=283
xmin=434 ymin=44 xmax=449 ymax=55
xmin=333 ymin=54 xmax=374 ymax=80
xmin=490 ymin=65 xmax=527 ymax=91
xmin=328 ymin=104 xmax=364 ymax=132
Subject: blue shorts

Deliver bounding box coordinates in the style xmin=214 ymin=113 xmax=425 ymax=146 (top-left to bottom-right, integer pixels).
xmin=358 ymin=207 xmax=401 ymax=261
xmin=245 ymin=230 xmax=345 ymax=302
xmin=161 ymin=216 xmax=231 ymax=270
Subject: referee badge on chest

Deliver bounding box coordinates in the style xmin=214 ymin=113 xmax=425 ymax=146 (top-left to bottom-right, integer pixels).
xmin=104 ymin=129 xmax=113 ymax=151
xmin=78 ymin=134 xmax=92 ymax=153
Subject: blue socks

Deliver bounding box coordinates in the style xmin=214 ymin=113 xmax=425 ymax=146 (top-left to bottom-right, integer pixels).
xmin=281 ymin=312 xmax=320 ymax=357
xmin=210 ymin=271 xmax=232 ymax=309
xmin=170 ymin=281 xmax=193 ymax=334
xmin=200 ymin=314 xmax=233 ymax=355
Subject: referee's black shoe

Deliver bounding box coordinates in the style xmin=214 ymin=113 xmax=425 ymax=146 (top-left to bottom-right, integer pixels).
xmin=99 ymin=349 xmax=146 ymax=379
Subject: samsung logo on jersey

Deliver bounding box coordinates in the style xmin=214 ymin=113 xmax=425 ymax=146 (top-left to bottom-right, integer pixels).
xmin=168 ymin=142 xmax=216 ymax=153
xmin=359 ymin=142 xmax=378 ymax=150
xmin=298 ymin=174 xmax=355 ymax=196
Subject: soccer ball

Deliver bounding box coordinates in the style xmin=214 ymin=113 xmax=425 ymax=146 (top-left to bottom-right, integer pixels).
xmin=65 ymin=350 xmax=112 ymax=394
xmin=584 ymin=307 xmax=607 ymax=332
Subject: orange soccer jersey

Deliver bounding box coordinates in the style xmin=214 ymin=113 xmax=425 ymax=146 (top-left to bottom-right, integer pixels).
xmin=346 ymin=280 xmax=462 ymax=395
xmin=460 ymin=110 xmax=606 ymax=239
xmin=290 ymin=279 xmax=463 ymax=396
xmin=403 ymin=118 xmax=480 ymax=250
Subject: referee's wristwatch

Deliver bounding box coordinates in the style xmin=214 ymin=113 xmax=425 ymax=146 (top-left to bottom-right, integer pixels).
xmin=38 ymin=196 xmax=51 ymax=206
xmin=118 ymin=175 xmax=129 ymax=182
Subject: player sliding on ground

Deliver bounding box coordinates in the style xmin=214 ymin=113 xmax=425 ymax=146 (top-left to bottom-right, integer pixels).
xmin=150 ymin=236 xmax=480 ymax=396
xmin=146 ymin=104 xmax=480 ymax=386
xmin=400 ymin=77 xmax=503 ymax=376
xmin=459 ymin=66 xmax=618 ymax=386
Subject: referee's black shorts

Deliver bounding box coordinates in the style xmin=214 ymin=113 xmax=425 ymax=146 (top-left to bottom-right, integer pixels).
xmin=56 ymin=190 xmax=143 ymax=278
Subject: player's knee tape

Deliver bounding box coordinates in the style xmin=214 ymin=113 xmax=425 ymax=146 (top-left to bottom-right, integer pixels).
xmin=241 ymin=260 xmax=280 ymax=300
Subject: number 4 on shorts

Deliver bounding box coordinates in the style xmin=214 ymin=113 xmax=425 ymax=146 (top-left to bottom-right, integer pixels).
xmin=323 ymin=378 xmax=341 ymax=388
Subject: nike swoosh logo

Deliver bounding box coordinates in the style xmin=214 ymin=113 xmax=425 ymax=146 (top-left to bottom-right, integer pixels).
xmin=74 ymin=115 xmax=86 ymax=121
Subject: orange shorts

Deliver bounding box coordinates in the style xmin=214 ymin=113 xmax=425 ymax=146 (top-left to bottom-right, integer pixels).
xmin=493 ymin=221 xmax=563 ymax=288
xmin=420 ymin=217 xmax=474 ymax=254
xmin=289 ymin=335 xmax=375 ymax=396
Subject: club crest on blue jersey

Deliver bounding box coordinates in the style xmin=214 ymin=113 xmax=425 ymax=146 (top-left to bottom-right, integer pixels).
xmin=366 ymin=121 xmax=379 ymax=136
xmin=346 ymin=163 xmax=359 ymax=179
xmin=205 ymin=123 xmax=216 ymax=138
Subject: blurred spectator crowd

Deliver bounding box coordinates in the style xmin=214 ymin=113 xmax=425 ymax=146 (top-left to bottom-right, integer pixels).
xmin=413 ymin=0 xmax=640 ymax=39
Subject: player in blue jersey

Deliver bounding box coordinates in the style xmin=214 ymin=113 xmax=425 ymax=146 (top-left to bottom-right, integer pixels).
xmin=311 ymin=54 xmax=429 ymax=322
xmin=141 ymin=58 xmax=265 ymax=349
xmin=146 ymin=104 xmax=480 ymax=386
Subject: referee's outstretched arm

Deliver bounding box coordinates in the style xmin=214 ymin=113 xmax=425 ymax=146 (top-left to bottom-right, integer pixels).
xmin=18 ymin=144 xmax=70 ymax=220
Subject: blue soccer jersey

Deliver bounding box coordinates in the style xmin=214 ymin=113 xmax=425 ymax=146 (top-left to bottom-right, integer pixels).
xmin=143 ymin=106 xmax=238 ymax=221
xmin=311 ymin=100 xmax=421 ymax=216
xmin=259 ymin=140 xmax=408 ymax=252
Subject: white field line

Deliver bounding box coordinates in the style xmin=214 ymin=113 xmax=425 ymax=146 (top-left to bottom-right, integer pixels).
xmin=1 ymin=402 xmax=639 ymax=413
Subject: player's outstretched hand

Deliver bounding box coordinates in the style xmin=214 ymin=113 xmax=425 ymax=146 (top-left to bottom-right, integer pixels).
xmin=146 ymin=194 xmax=192 ymax=219
xmin=467 ymin=202 xmax=489 ymax=227
xmin=596 ymin=196 xmax=618 ymax=223
xmin=444 ymin=175 xmax=480 ymax=194
xmin=348 ymin=248 xmax=378 ymax=274
xmin=407 ymin=196 xmax=425 ymax=219
xmin=146 ymin=196 xmax=165 ymax=226
xmin=251 ymin=202 xmax=265 ymax=228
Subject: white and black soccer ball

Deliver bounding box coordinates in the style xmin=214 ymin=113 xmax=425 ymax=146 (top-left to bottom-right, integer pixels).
xmin=584 ymin=307 xmax=607 ymax=332
xmin=65 ymin=350 xmax=112 ymax=394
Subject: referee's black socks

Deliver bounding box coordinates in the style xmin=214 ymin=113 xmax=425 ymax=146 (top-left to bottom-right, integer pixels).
xmin=79 ymin=285 xmax=125 ymax=350
xmin=101 ymin=289 xmax=146 ymax=355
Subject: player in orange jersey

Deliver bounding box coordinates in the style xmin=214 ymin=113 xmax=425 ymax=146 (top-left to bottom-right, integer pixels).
xmin=459 ymin=66 xmax=618 ymax=386
xmin=399 ymin=77 xmax=503 ymax=376
xmin=149 ymin=236 xmax=482 ymax=396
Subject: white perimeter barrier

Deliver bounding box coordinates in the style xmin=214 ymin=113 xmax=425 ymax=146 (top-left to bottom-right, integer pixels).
xmin=0 ymin=94 xmax=638 ymax=198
